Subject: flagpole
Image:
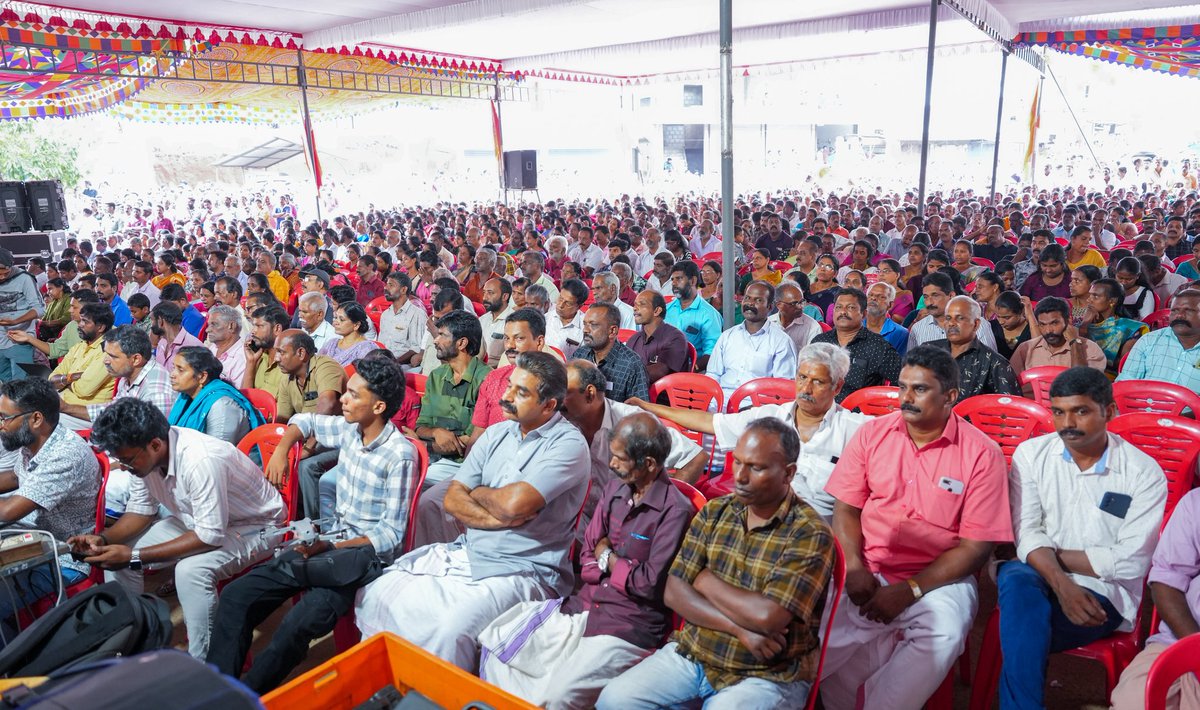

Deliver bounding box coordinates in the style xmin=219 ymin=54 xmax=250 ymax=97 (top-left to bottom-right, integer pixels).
xmin=297 ymin=48 xmax=322 ymax=225
xmin=493 ymin=73 xmax=505 ymax=206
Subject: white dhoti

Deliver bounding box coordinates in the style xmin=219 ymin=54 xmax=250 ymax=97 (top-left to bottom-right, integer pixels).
xmin=819 ymin=574 xmax=977 ymax=710
xmin=478 ymin=600 xmax=648 ymax=710
xmin=355 ymin=542 xmax=554 ymax=672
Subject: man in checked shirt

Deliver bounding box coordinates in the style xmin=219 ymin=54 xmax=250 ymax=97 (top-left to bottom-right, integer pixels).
xmin=598 ymin=417 xmax=834 ymax=709
xmin=206 ymin=354 xmax=417 ymax=692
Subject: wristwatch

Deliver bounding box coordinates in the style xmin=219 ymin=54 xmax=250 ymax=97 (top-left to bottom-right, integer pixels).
xmin=597 ymin=549 xmax=613 ymax=574
xmin=128 ymin=549 xmax=143 ymax=572
xmin=906 ymin=578 xmax=923 ymax=601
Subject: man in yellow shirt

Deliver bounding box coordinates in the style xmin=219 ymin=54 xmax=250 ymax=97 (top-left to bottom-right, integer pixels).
xmin=242 ymin=306 xmax=290 ymax=396
xmin=255 ymin=251 xmax=292 ymax=305
xmin=1065 ymin=226 xmax=1107 ymax=270
xmin=52 ymin=303 xmax=115 ymax=407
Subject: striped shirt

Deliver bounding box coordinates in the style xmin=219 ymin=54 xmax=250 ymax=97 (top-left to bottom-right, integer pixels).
xmin=907 ymin=313 xmax=999 ymax=352
xmin=124 ymin=427 xmax=286 ymax=546
xmin=86 ymin=360 xmax=177 ymax=422
xmin=670 ymin=493 xmax=834 ymax=690
xmin=1115 ymin=327 xmax=1200 ymax=393
xmin=292 ymin=414 xmax=418 ymax=564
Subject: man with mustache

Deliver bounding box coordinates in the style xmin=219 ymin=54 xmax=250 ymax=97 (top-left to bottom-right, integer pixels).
xmin=598 ymin=418 xmax=833 ymax=709
xmin=821 ymin=345 xmax=1012 ymax=709
xmin=58 ymin=325 xmax=175 ymax=431
xmin=356 ymin=352 xmax=588 ymax=672
xmin=0 ymin=377 xmax=101 ymax=639
xmin=241 ymin=306 xmax=290 ymax=402
xmin=50 ymin=303 xmax=116 ymax=408
xmin=1009 ymin=297 xmax=1106 ymax=373
xmin=812 ymin=289 xmax=901 ymax=404
xmin=907 ymin=271 xmax=1000 ymax=352
xmin=1116 ymin=289 xmax=1200 ymax=393
xmin=927 ymin=296 xmax=1020 ymax=403
xmin=477 ymin=277 xmax=513 ymax=366
xmin=997 ymin=367 xmax=1165 ymax=709
xmin=704 ymin=281 xmax=797 ymax=401
xmin=663 ymin=261 xmax=721 ymax=371
xmin=571 ymin=304 xmax=648 ymax=403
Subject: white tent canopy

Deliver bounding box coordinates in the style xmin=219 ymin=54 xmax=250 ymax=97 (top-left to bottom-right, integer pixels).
xmin=13 ymin=0 xmax=1200 ymax=76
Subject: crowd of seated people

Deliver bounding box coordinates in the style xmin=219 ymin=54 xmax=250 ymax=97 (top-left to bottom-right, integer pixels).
xmin=0 ymin=178 xmax=1195 ymax=708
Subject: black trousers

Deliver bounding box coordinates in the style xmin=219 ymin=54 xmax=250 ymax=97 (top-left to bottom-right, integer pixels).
xmin=206 ymin=550 xmax=375 ymax=693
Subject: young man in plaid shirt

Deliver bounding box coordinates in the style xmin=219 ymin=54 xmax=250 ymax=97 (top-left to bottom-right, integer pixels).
xmin=598 ymin=418 xmax=834 ymax=708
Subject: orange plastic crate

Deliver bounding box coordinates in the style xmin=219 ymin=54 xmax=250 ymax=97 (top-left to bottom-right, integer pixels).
xmin=261 ymin=632 xmax=536 ymax=710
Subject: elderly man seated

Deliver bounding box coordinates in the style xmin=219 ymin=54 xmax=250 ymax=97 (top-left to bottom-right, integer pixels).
xmin=820 ymin=345 xmax=1012 ymax=709
xmin=705 ymin=281 xmax=797 ymax=401
xmin=631 ymin=342 xmax=867 ymax=519
xmin=998 ymin=366 xmax=1166 ymax=708
xmin=596 ymin=418 xmax=834 ymax=709
xmin=477 ymin=413 xmax=696 ymax=709
xmin=928 ymin=295 xmax=1021 ymax=402
xmin=1116 ymin=288 xmax=1200 ymax=393
xmin=355 ymin=352 xmax=589 ymax=671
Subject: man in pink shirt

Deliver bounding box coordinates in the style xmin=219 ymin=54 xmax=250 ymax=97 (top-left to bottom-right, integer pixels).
xmin=820 ymin=345 xmax=1012 ymax=709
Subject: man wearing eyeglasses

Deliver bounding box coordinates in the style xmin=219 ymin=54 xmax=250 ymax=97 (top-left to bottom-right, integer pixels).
xmin=70 ymin=398 xmax=285 ymax=659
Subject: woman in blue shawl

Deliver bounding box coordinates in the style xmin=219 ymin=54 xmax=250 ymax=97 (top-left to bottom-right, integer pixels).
xmin=168 ymin=346 xmax=264 ymax=445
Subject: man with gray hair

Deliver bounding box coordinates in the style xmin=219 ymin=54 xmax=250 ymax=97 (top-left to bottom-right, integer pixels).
xmin=523 ymin=284 xmax=551 ymax=315
xmin=929 ymin=295 xmax=1020 ymax=402
xmin=296 ymin=291 xmax=336 ymax=352
xmin=591 ymin=271 xmax=636 ymax=330
xmin=609 ymin=262 xmax=637 ymax=306
xmin=520 ymin=250 xmax=560 ymax=304
xmin=769 ymin=281 xmax=822 ymax=355
xmin=205 ymin=304 xmax=248 ymax=386
xmin=630 ymin=342 xmax=868 ymax=518
xmin=865 ymin=281 xmax=908 ymax=357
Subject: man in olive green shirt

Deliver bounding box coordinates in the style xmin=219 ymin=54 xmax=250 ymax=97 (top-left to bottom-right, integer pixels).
xmin=8 ymin=290 xmax=99 ymax=360
xmin=242 ymin=306 xmax=289 ymax=397
xmin=415 ymin=310 xmax=490 ymax=486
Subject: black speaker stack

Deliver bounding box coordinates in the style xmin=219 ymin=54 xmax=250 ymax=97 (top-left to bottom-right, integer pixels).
xmin=0 ymin=180 xmax=68 ymax=234
xmin=503 ymin=150 xmax=538 ymax=190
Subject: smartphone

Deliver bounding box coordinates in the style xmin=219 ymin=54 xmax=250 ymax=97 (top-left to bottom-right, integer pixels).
xmin=1098 ymin=492 xmax=1132 ymax=519
xmin=248 ymin=340 xmax=262 ymax=353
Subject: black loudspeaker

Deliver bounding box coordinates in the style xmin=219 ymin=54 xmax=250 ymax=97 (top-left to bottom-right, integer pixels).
xmin=503 ymin=150 xmax=537 ymax=190
xmin=0 ymin=182 xmax=29 ymax=234
xmin=25 ymin=180 xmax=68 ymax=231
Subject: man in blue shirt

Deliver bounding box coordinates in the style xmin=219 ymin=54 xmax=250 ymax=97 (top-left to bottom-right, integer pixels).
xmin=160 ymin=283 xmax=205 ymax=338
xmin=664 ymin=261 xmax=722 ymax=371
xmin=95 ymin=273 xmax=132 ymax=327
xmin=1115 ymin=289 xmax=1200 ymax=393
xmin=866 ymin=281 xmax=908 ymax=357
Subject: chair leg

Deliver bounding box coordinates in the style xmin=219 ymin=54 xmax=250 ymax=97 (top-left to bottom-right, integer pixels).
xmin=959 ymin=635 xmax=972 ymax=684
xmin=924 ymin=669 xmax=955 ymax=710
xmin=969 ymin=609 xmax=1002 ymax=710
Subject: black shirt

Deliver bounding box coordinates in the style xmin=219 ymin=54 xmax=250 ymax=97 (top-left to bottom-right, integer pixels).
xmin=975 ymin=242 xmax=1018 ymax=265
xmin=755 ymin=232 xmax=793 ymax=261
xmin=928 ymin=338 xmax=1021 ymax=403
xmin=989 ymin=320 xmax=1032 ymax=360
xmin=813 ymin=327 xmax=902 ymax=403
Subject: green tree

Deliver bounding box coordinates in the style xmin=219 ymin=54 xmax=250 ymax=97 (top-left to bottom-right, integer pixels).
xmin=0 ymin=122 xmax=81 ymax=188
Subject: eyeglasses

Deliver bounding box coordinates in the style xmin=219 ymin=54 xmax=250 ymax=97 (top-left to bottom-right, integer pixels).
xmin=0 ymin=410 xmax=33 ymax=426
xmin=108 ymin=445 xmax=147 ymax=470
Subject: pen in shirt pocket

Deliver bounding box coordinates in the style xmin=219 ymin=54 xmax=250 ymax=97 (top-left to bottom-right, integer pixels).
xmin=630 ymin=533 xmax=650 ymax=541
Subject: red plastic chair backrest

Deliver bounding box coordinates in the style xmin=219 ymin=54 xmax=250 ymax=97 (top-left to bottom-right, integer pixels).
xmin=403 ymin=436 xmax=429 ymax=552
xmin=1018 ymin=365 xmax=1067 ymax=408
xmin=240 ymin=388 xmax=278 ymax=424
xmin=726 ymin=377 xmax=794 ymax=413
xmin=1113 ymin=380 xmax=1200 ymax=418
xmin=953 ymin=395 xmax=1054 ymax=467
xmin=405 ymin=372 xmax=427 ymax=400
xmin=617 ymin=328 xmax=637 ymax=343
xmin=971 ymin=257 xmax=996 ymax=268
xmin=649 ymin=372 xmax=724 ymax=413
xmin=805 ymin=537 xmax=846 ymax=710
xmin=237 ymin=424 xmax=302 ymax=522
xmin=365 ymin=296 xmax=388 ymax=330
xmin=671 ymin=478 xmax=708 ymax=511
xmin=1144 ymin=631 xmax=1200 ymax=710
xmin=1109 ymin=413 xmax=1200 ymax=528
xmin=1172 ymin=254 xmax=1195 ymax=267
xmin=684 ymin=341 xmax=697 ymax=372
xmin=1142 ymin=308 xmax=1173 ymax=331
xmin=659 ymin=416 xmax=707 ymax=457
xmin=841 ymin=386 xmax=900 ymax=416
xmin=701 ymin=251 xmax=723 ymax=262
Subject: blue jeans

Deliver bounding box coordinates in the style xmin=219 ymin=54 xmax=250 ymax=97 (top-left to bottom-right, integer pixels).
xmin=317 ymin=465 xmax=339 ymax=520
xmin=0 ymin=564 xmax=88 ymax=647
xmin=596 ymin=642 xmax=810 ymax=710
xmin=0 ymin=343 xmax=34 ymax=382
xmin=997 ymin=561 xmax=1123 ymax=710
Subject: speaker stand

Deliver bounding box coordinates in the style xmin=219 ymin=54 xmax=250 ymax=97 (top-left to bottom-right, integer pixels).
xmin=503 ymin=187 xmax=541 ymax=207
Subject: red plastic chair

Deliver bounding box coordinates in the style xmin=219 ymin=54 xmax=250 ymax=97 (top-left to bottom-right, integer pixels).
xmin=1171 ymin=254 xmax=1196 ymax=268
xmin=841 ymin=386 xmax=900 ymax=416
xmin=971 ymin=257 xmax=996 ymax=269
xmin=818 ymin=321 xmax=832 ymax=332
xmin=1142 ymin=308 xmax=1173 ymax=330
xmin=650 ymin=373 xmax=724 ymax=414
xmin=701 ymin=251 xmax=724 ymax=263
xmin=1145 ymin=632 xmax=1200 ymax=710
xmin=240 ymin=388 xmax=278 ymax=424
xmin=1018 ymin=365 xmax=1067 ymax=408
xmin=726 ymin=377 xmax=794 ymax=413
xmin=617 ymin=328 xmax=637 ymax=343
xmin=236 ymin=424 xmax=302 ymax=522
xmin=807 ymin=538 xmax=846 ymax=710
xmin=1109 ymin=413 xmax=1200 ymax=527
xmin=671 ymin=478 xmax=708 ymax=512
xmin=405 ymin=372 xmax=427 ymax=401
xmin=365 ymin=295 xmax=388 ymax=330
xmin=954 ymin=395 xmax=1054 ymax=467
xmin=333 ymin=436 xmax=429 ymax=652
xmin=1113 ymin=380 xmax=1200 ymax=418
xmin=684 ymin=341 xmax=698 ymax=372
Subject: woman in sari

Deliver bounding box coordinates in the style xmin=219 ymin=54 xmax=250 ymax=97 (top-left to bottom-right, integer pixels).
xmin=152 ymin=253 xmax=187 ymax=290
xmin=808 ymin=254 xmax=842 ymax=317
xmin=1079 ymin=278 xmax=1149 ymax=377
xmin=973 ymin=271 xmax=1006 ymax=321
xmin=876 ymin=258 xmax=914 ymax=321
xmin=319 ymin=302 xmax=380 ymax=367
xmin=168 ymin=346 xmax=264 ymax=445
xmin=38 ymin=278 xmax=71 ymax=341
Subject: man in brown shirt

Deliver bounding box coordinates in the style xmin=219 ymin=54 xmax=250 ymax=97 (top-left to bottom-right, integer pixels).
xmin=1009 ymin=297 xmax=1106 ymax=373
xmin=627 ymin=290 xmax=690 ymax=385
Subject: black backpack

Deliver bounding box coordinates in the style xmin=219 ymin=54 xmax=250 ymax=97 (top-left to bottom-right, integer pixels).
xmin=0 ymin=582 xmax=172 ymax=677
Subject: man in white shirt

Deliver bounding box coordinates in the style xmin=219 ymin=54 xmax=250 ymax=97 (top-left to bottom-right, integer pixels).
xmin=378 ymin=272 xmax=427 ymax=371
xmin=120 ymin=260 xmax=160 ymax=310
xmin=545 ymin=279 xmax=588 ymax=355
xmin=297 ymin=291 xmax=336 ymax=352
xmin=520 ymin=251 xmax=560 ymax=305
xmin=997 ymin=366 xmax=1166 ymax=708
xmin=74 ymin=398 xmax=286 ymax=659
xmin=568 ymin=226 xmax=606 ymax=276
xmin=205 ymin=305 xmax=248 ymax=387
xmin=591 ymin=272 xmax=635 ymax=331
xmin=907 ymin=271 xmax=999 ymax=351
xmin=705 ymin=281 xmax=796 ymax=401
xmin=769 ymin=282 xmax=822 ymax=355
xmin=644 ymin=252 xmax=675 ymax=297
xmin=477 ymin=277 xmax=514 ymax=366
xmin=687 ymin=219 xmax=721 ymax=257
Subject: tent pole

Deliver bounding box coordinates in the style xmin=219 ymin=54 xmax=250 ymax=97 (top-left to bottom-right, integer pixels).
xmin=719 ymin=0 xmax=735 ymax=329
xmin=296 ymin=49 xmax=322 ymax=225
xmin=916 ymin=0 xmax=938 ymax=212
xmin=989 ymin=50 xmax=1008 ymax=206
